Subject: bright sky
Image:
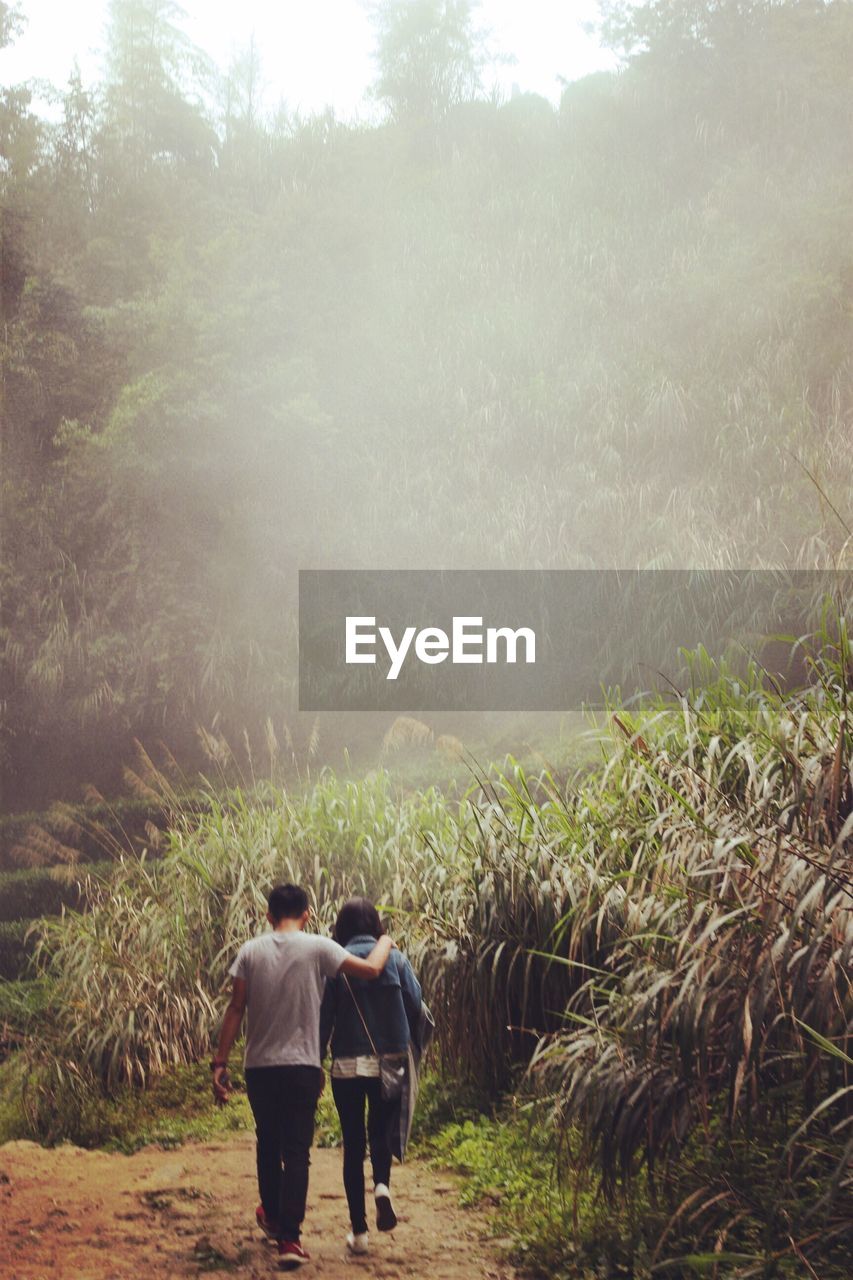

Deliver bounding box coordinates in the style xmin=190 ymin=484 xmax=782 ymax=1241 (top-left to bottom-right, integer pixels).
xmin=0 ymin=1 xmax=616 ymax=119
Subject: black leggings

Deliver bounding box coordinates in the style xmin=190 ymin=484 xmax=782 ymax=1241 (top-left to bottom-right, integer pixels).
xmin=331 ymin=1075 xmax=395 ymax=1234
xmin=245 ymin=1065 xmax=322 ymax=1242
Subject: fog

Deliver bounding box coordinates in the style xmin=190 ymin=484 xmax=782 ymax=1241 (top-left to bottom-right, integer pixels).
xmin=0 ymin=0 xmax=613 ymax=117
xmin=1 ymin=0 xmax=851 ymax=807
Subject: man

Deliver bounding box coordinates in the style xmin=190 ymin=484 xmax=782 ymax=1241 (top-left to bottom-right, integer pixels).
xmin=212 ymin=883 xmax=395 ymax=1270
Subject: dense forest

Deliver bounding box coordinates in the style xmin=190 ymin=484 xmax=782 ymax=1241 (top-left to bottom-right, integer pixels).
xmin=2 ymin=0 xmax=851 ymax=807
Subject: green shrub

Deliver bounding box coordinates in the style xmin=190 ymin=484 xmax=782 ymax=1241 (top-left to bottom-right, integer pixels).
xmin=0 ymin=979 xmax=53 ymax=1052
xmin=314 ymin=1082 xmax=342 ymax=1149
xmin=0 ymin=866 xmax=90 ymax=923
xmin=0 ymin=1051 xmax=253 ymax=1151
xmin=427 ymin=1102 xmax=653 ymax=1279
xmin=529 ymin=640 xmax=853 ymax=1270
xmin=0 ymin=921 xmax=34 ymax=980
xmin=0 ymin=794 xmax=209 ymax=873
xmin=408 ymin=1067 xmax=494 ymax=1145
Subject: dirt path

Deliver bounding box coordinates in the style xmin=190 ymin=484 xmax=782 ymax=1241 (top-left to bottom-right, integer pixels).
xmin=0 ymin=1133 xmax=516 ymax=1280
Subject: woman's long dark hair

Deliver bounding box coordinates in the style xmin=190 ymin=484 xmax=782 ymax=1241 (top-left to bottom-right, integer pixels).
xmin=333 ymin=897 xmax=386 ymax=946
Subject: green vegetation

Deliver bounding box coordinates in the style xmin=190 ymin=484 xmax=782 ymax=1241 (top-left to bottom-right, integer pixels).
xmin=0 ymin=789 xmax=212 ymax=871
xmin=0 ymin=977 xmax=50 ymax=1033
xmin=0 ymin=920 xmax=33 ymax=980
xmin=0 ymin=1051 xmax=252 ymax=1151
xmin=425 ymin=1098 xmax=853 ymax=1279
xmin=2 ymin=2 xmax=851 ymax=1275
xmin=0 ymin=865 xmax=88 ymax=921
xmin=2 ymin=0 xmax=852 ymax=804
xmin=1 ymin=630 xmax=847 ymax=1275
xmin=425 ymin=1106 xmax=654 ymax=1278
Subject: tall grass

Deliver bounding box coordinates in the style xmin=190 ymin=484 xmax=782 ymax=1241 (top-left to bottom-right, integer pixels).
xmin=530 ymin=639 xmax=852 ymax=1269
xmin=30 ymin=774 xmax=456 ymax=1088
xmin=20 ymin=631 xmax=852 ymax=1271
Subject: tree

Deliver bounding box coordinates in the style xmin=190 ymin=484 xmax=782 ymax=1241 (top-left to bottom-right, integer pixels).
xmin=370 ymin=0 xmax=491 ymax=125
xmin=217 ymin=35 xmax=268 ymax=196
xmin=103 ymin=0 xmax=214 ymax=172
xmin=222 ymin=34 xmax=264 ymax=135
xmin=0 ymin=1 xmax=22 ymax=49
xmin=595 ymin=0 xmax=834 ymax=60
xmin=0 ymin=3 xmax=38 ymax=172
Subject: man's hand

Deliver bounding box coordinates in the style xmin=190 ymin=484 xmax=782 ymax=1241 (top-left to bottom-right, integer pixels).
xmin=340 ymin=933 xmax=396 ymax=981
xmin=212 ymin=1064 xmax=232 ymax=1105
xmin=212 ymin=976 xmax=246 ymax=1101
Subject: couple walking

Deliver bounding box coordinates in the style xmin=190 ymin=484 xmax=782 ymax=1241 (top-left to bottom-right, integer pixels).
xmin=211 ymin=883 xmax=427 ymax=1270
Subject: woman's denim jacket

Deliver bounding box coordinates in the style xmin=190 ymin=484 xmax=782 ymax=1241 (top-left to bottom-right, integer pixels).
xmin=319 ymin=935 xmax=422 ymax=1060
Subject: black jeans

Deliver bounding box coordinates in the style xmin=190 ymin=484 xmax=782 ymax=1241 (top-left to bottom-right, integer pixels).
xmin=245 ymin=1065 xmax=322 ymax=1242
xmin=331 ymin=1076 xmax=394 ymax=1234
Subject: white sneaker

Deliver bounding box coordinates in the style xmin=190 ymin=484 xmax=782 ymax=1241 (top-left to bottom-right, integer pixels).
xmin=374 ymin=1183 xmax=397 ymax=1232
xmin=346 ymin=1231 xmax=369 ymax=1255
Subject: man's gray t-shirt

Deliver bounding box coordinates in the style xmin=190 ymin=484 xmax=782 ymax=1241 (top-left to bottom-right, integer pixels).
xmin=229 ymin=931 xmax=349 ymax=1069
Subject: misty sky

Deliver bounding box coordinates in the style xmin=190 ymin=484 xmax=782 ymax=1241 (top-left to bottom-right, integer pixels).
xmin=0 ymin=0 xmax=616 ymax=118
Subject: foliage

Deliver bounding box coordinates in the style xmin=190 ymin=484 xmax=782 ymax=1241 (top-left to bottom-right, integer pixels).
xmin=313 ymin=1080 xmax=343 ymax=1149
xmin=597 ymin=0 xmax=843 ymax=61
xmin=0 ymin=784 xmax=207 ymax=871
xmin=427 ymin=1093 xmax=853 ymax=1279
xmin=0 ymin=976 xmax=51 ymax=1030
xmin=370 ymin=0 xmax=492 ymax=124
xmin=2 ymin=0 xmax=852 ymax=803
xmin=103 ymin=0 xmax=215 ymax=172
xmin=406 ymin=1065 xmax=492 ymax=1144
xmin=29 ymin=772 xmax=455 ymax=1087
xmin=0 ymin=977 xmax=51 ymax=1069
xmin=427 ymin=1104 xmax=654 ymax=1279
xmin=0 ymin=920 xmax=33 ymax=979
xmin=0 ymin=1050 xmax=252 ymax=1150
xmin=0 ymin=865 xmax=88 ymax=920
xmin=19 ymin=633 xmax=852 ymax=1272
xmin=0 ymin=1 xmax=22 ymax=49
xmin=528 ymin=637 xmax=853 ymax=1272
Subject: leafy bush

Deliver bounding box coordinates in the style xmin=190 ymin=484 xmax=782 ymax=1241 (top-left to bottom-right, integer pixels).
xmin=427 ymin=1103 xmax=653 ymax=1279
xmin=0 ymin=1052 xmax=253 ymax=1151
xmin=0 ymin=866 xmax=89 ymax=923
xmin=0 ymin=921 xmax=34 ymax=980
xmin=408 ymin=1067 xmax=493 ymax=1145
xmin=3 ymin=0 xmax=852 ymax=804
xmin=0 ymin=978 xmax=52 ymax=1063
xmin=0 ymin=789 xmax=204 ymax=872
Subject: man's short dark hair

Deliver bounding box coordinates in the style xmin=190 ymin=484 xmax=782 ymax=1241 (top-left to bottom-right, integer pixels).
xmin=268 ymin=883 xmax=309 ymax=922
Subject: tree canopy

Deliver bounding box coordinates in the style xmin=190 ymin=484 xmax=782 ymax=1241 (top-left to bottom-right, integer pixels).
xmin=370 ymin=0 xmax=491 ymax=122
xmin=1 ymin=0 xmax=851 ymax=804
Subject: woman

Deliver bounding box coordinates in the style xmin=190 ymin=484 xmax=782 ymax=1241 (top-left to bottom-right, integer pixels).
xmin=319 ymin=897 xmax=422 ymax=1256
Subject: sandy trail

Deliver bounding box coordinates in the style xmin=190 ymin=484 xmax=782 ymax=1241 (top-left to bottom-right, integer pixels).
xmin=0 ymin=1133 xmax=516 ymax=1280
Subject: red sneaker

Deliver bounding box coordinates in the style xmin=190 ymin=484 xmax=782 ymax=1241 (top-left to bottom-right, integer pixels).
xmin=256 ymin=1204 xmax=278 ymax=1239
xmin=278 ymin=1239 xmax=310 ymax=1269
